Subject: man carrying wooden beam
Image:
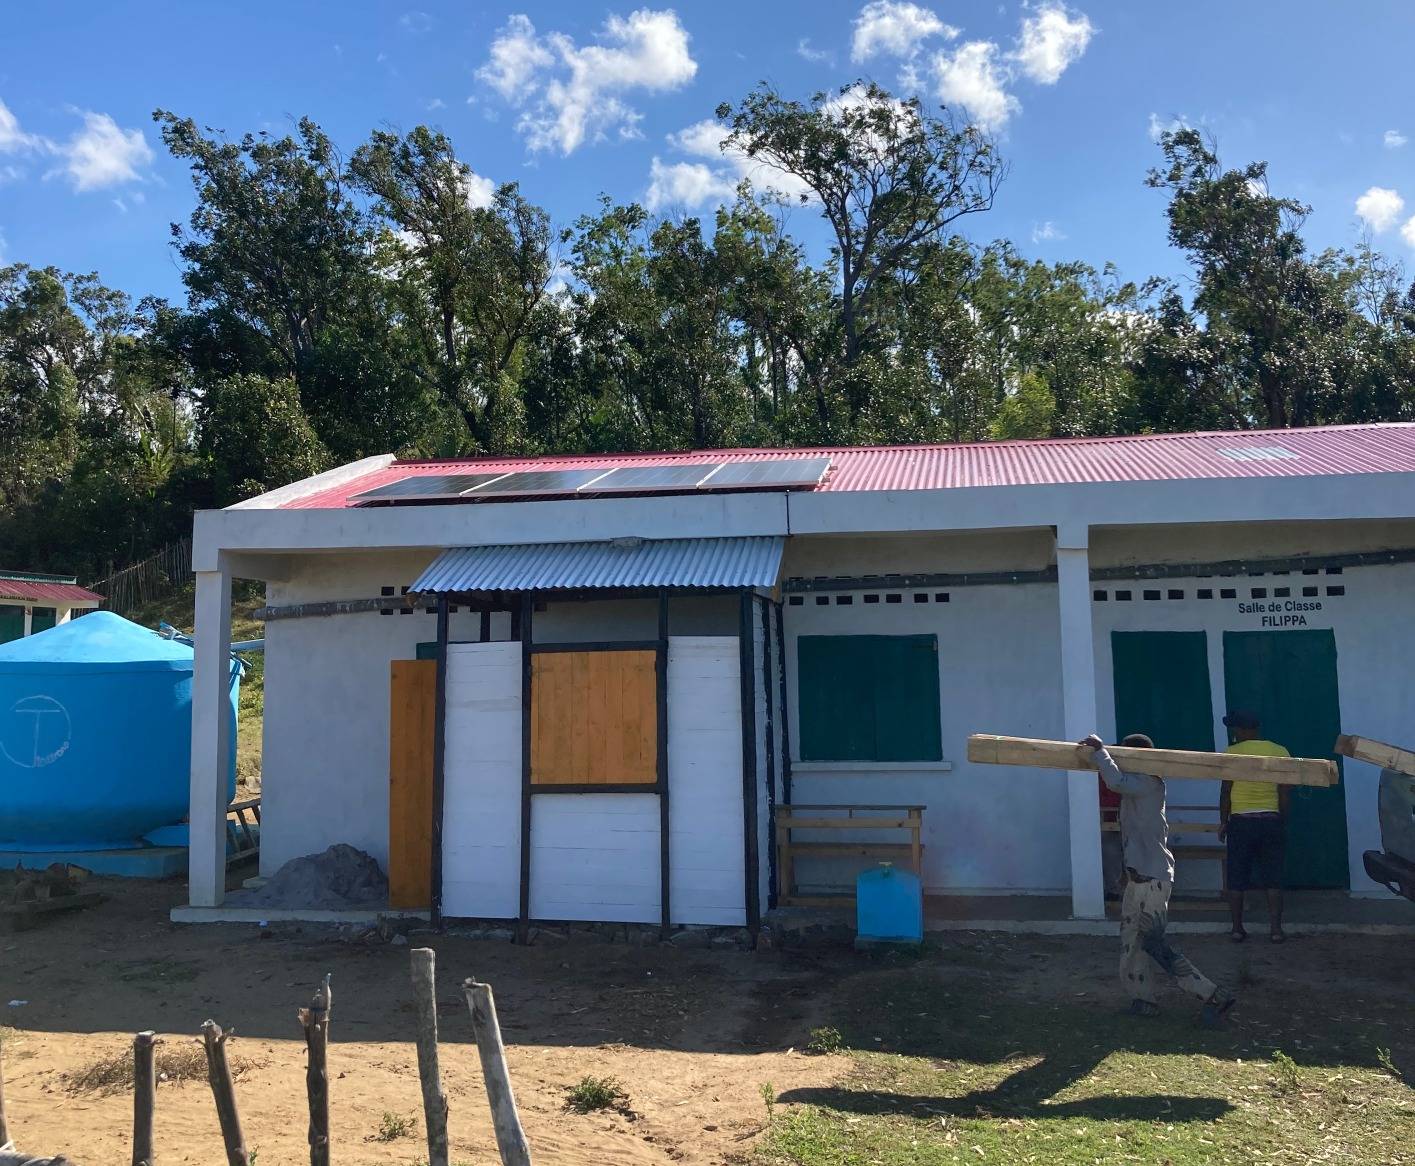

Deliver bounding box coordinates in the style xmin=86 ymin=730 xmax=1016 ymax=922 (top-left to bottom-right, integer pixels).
xmin=1080 ymin=733 xmax=1236 ymax=1025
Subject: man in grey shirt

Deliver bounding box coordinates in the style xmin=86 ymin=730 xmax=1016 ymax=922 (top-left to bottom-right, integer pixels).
xmin=1082 ymin=733 xmax=1235 ymax=1023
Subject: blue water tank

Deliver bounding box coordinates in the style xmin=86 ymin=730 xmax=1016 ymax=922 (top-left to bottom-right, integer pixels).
xmin=0 ymin=612 xmax=240 ymax=851
xmin=856 ymin=863 xmax=924 ymax=945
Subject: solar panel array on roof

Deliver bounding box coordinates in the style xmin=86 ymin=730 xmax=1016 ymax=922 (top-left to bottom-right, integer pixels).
xmin=473 ymin=468 xmax=615 ymax=495
xmin=350 ymin=456 xmax=832 ymax=505
xmin=577 ymin=464 xmax=722 ymax=492
xmin=349 ymin=472 xmax=509 ymax=502
xmin=700 ymin=456 xmax=831 ymax=489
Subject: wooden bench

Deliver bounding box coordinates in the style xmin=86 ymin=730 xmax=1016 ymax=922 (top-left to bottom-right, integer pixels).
xmin=1102 ymin=804 xmax=1226 ymax=890
xmin=775 ymin=804 xmax=924 ymax=907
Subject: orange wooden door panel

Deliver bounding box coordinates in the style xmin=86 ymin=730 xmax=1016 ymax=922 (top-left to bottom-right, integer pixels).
xmin=531 ymin=649 xmax=658 ymax=785
xmin=389 ymin=659 xmax=437 ymax=908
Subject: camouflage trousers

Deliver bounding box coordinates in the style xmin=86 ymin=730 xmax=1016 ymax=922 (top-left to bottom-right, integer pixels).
xmin=1120 ymin=875 xmax=1216 ymax=1005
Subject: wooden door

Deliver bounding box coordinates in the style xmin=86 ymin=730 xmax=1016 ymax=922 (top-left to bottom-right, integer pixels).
xmin=389 ymin=659 xmax=437 ymax=908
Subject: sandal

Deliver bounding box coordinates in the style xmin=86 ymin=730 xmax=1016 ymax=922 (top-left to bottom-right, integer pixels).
xmin=1229 ymin=929 xmax=1248 ymax=943
xmin=1200 ymin=991 xmax=1237 ymax=1028
xmin=1128 ymin=999 xmax=1161 ymax=1018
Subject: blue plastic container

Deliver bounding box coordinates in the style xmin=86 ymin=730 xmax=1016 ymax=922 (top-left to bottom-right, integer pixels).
xmin=0 ymin=612 xmax=239 ymax=851
xmin=856 ymin=863 xmax=924 ymax=945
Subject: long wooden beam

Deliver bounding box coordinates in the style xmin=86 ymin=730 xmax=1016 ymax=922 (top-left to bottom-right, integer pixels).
xmin=1334 ymin=733 xmax=1415 ymax=779
xmin=967 ymin=734 xmax=1338 ymax=787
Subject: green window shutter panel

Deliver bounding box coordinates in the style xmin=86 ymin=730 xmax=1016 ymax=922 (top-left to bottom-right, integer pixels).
xmin=798 ymin=634 xmax=942 ymax=762
xmin=30 ymin=608 xmax=57 ymax=634
xmin=415 ymin=641 xmax=437 ymax=661
xmin=0 ymin=606 xmax=24 ymax=644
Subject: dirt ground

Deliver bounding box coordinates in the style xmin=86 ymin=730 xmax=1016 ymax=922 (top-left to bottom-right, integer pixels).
xmin=1 ymin=878 xmax=1410 ymax=1165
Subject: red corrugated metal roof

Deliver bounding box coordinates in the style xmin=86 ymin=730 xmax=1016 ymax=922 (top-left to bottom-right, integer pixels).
xmin=278 ymin=423 xmax=1415 ymax=510
xmin=0 ymin=579 xmax=103 ymax=604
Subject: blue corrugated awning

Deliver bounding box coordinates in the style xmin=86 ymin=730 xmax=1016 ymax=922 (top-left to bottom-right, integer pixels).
xmin=411 ymin=537 xmax=784 ymax=595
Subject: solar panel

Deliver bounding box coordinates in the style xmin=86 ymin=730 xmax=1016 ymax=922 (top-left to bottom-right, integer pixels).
xmin=472 ymin=468 xmax=616 ymax=496
xmin=698 ymin=457 xmax=831 ymax=490
xmin=350 ymin=473 xmax=509 ymax=503
xmin=578 ymin=464 xmax=723 ymax=493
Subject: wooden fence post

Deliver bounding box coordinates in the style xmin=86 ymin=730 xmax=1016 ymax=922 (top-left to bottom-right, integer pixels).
xmin=410 ymin=949 xmax=450 ymax=1166
xmin=462 ymin=980 xmax=531 ymax=1166
xmin=0 ymin=1034 xmax=10 ymax=1151
xmin=298 ymin=976 xmax=332 ymax=1166
xmin=200 ymin=1021 xmax=249 ymax=1166
xmin=132 ymin=1031 xmax=157 ymax=1166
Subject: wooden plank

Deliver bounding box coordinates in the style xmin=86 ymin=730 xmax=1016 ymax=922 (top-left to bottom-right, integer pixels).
xmin=1334 ymin=733 xmax=1415 ymax=779
xmin=774 ymin=817 xmax=917 ymax=830
xmin=532 ymin=649 xmax=658 ymax=785
xmin=783 ymin=842 xmax=920 ymax=857
xmin=967 ymin=734 xmax=1338 ymax=787
xmin=389 ymin=660 xmax=437 ymax=909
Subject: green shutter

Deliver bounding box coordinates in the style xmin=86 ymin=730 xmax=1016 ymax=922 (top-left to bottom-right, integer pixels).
xmin=798 ymin=635 xmax=942 ymax=762
xmin=0 ymin=606 xmax=23 ymax=644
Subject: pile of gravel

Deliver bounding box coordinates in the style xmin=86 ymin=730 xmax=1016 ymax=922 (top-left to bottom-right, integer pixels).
xmin=244 ymin=843 xmax=388 ymax=910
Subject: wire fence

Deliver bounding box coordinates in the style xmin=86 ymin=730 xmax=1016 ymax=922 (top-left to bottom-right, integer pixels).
xmin=88 ymin=537 xmax=193 ymax=616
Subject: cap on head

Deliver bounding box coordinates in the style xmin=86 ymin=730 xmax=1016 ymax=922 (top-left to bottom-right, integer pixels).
xmin=1223 ymin=710 xmax=1260 ymax=732
xmin=1120 ymin=733 xmax=1155 ymax=749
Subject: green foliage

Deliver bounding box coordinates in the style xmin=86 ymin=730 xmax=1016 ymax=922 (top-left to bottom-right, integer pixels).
xmin=806 ymin=1025 xmax=844 ymax=1055
xmin=5 ymin=84 xmax=1415 ymax=584
xmin=374 ymin=1110 xmax=416 ymax=1141
xmin=760 ymin=1080 xmax=777 ymax=1122
xmin=564 ymin=1075 xmax=629 ymax=1113
xmin=1270 ymin=1049 xmax=1301 ymax=1092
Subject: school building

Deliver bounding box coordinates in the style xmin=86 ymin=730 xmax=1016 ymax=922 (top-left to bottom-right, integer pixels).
xmin=181 ymin=423 xmax=1415 ymax=927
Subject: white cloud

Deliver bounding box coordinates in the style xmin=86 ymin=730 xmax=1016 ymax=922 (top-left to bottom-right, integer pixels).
xmin=61 ymin=112 xmax=153 ymax=191
xmin=477 ymin=15 xmax=554 ymax=103
xmin=1012 ymin=2 xmax=1093 ymax=84
xmin=933 ymin=41 xmax=1018 ymax=130
xmin=427 ymin=97 xmax=446 ymax=111
xmin=1384 ymin=129 xmax=1407 ymax=149
xmin=1147 ymin=112 xmax=1189 ymax=142
xmin=796 ymin=38 xmax=835 ymax=65
xmin=462 ymin=170 xmax=496 ymax=209
xmin=646 ymin=158 xmax=738 ymax=211
xmin=479 ymin=10 xmax=697 ymax=155
xmin=851 ymin=1 xmax=956 ymax=62
xmin=399 ymin=10 xmax=433 ymax=33
xmin=1355 ymin=186 xmax=1405 ymax=233
xmin=1402 ymin=215 xmax=1415 ymax=249
xmin=645 ymin=113 xmax=814 ymax=211
xmin=0 ymin=99 xmax=47 ymax=155
xmin=1031 ymin=220 xmax=1065 ymax=243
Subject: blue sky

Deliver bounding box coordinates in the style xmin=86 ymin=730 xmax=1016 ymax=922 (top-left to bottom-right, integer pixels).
xmin=4 ymin=1 xmax=1415 ymax=305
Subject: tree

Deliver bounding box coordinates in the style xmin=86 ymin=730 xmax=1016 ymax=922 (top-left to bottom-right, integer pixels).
xmin=198 ymin=374 xmax=331 ymax=505
xmin=719 ymin=81 xmax=1003 ymax=428
xmin=1147 ymin=129 xmax=1354 ymax=428
xmin=349 ymin=128 xmax=558 ymax=452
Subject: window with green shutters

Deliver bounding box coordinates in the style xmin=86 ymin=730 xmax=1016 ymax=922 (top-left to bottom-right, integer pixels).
xmin=797 ymin=634 xmax=943 ymax=762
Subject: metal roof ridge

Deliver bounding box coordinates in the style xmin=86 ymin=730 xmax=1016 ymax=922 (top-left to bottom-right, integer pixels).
xmin=381 ymin=421 xmax=1415 ymax=471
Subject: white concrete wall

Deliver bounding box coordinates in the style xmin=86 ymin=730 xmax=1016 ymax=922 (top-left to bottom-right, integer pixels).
xmin=260 ymin=551 xmax=506 ymax=876
xmin=442 ymin=642 xmax=521 ymax=917
xmin=530 ymin=794 xmax=661 ymax=922
xmin=784 ymin=580 xmax=1071 ymax=895
xmin=667 ymin=637 xmax=747 ymax=926
xmin=1091 ymin=559 xmax=1415 ymax=896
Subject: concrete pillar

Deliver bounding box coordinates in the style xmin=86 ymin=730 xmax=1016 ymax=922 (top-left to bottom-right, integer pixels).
xmin=55 ymin=607 xmax=72 ymax=625
xmin=189 ymin=566 xmax=233 ymax=908
xmin=1056 ymin=525 xmax=1105 ymax=920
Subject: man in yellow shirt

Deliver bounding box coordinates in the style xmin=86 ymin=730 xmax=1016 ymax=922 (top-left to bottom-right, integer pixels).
xmin=1219 ymin=711 xmax=1289 ymax=943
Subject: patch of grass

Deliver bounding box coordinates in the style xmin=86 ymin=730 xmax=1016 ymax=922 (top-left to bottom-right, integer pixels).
xmin=62 ymin=1041 xmax=253 ymax=1095
xmin=565 ymin=1075 xmax=630 ymax=1114
xmin=1270 ymin=1049 xmax=1301 ymax=1092
xmin=752 ymin=964 xmax=1415 ymax=1166
xmin=373 ymin=1111 xmax=416 ymax=1141
xmin=760 ymin=1081 xmax=777 ymax=1123
xmin=113 ymin=958 xmax=204 ymax=986
xmin=806 ymin=1026 xmax=843 ymax=1055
